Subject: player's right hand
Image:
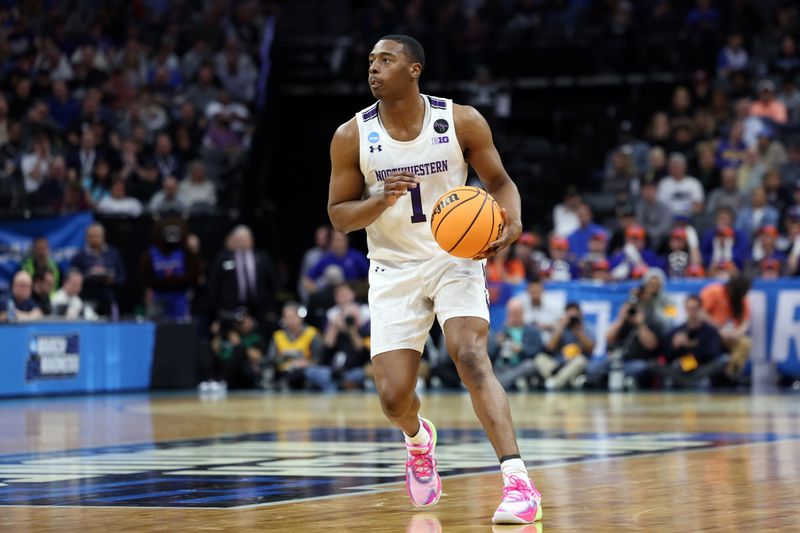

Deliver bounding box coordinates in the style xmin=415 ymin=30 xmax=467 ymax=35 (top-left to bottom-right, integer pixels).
xmin=380 ymin=172 xmax=419 ymax=207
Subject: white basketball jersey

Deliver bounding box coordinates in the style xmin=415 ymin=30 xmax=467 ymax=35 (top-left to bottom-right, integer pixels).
xmin=356 ymin=95 xmax=468 ymax=262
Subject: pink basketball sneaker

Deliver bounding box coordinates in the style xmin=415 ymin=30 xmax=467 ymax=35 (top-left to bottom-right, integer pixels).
xmin=492 ymin=475 xmax=542 ymax=524
xmin=405 ymin=417 xmax=442 ymax=507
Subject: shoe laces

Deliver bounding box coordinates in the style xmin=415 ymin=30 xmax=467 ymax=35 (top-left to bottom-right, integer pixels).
xmin=502 ymin=475 xmax=533 ymax=502
xmin=406 ymin=446 xmax=435 ymax=478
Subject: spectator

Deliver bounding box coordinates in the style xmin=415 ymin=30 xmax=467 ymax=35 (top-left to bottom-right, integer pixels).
xmin=786 ymin=207 xmax=800 ymax=275
xmin=702 ymin=206 xmax=750 ymax=275
xmin=2 ymin=271 xmax=43 ymax=322
xmin=749 ymin=79 xmax=788 ymax=124
xmin=762 ymin=168 xmax=791 ymax=215
xmin=609 ymin=224 xmax=665 ymax=280
xmin=208 ymin=225 xmax=278 ymax=326
xmin=67 ymin=129 xmax=103 ymax=182
xmin=700 ymin=275 xmax=752 ymax=380
xmin=737 ymin=148 xmax=766 ymax=194
xmin=665 ymin=294 xmax=724 ymax=387
xmin=665 ymin=226 xmax=702 ymax=278
xmin=304 ymin=231 xmax=369 ymax=295
xmin=21 ymin=134 xmax=51 ymax=195
xmin=185 ymin=62 xmax=220 ymax=116
xmin=735 ymin=185 xmax=780 ymax=239
xmin=539 ymin=236 xmax=578 ymax=281
xmin=489 ymin=299 xmax=546 ymax=391
xmin=715 ymin=121 xmax=747 ymax=170
xmin=778 ymin=76 xmax=800 ymax=124
xmin=607 ymin=205 xmax=638 ymax=254
xmin=210 ymin=310 xmax=266 ymax=389
xmin=782 ymin=141 xmax=800 ymax=187
xmin=513 ymin=231 xmax=540 ymax=280
xmin=140 ymin=216 xmax=199 ymax=321
xmin=83 ymin=159 xmax=113 ymax=206
xmin=32 ymin=156 xmax=68 ymax=210
xmin=552 ymin=186 xmax=581 ymax=237
xmin=31 ymin=270 xmax=54 ymax=316
xmin=706 ymin=167 xmax=743 ymax=214
xmin=69 ymin=222 xmax=126 ymax=317
xmin=536 ymin=302 xmax=595 ymax=390
xmin=152 ymin=133 xmax=183 ymax=182
xmin=603 ymin=270 xmax=671 ymax=388
xmin=267 ymin=302 xmax=324 ymax=390
xmin=656 ymin=153 xmax=705 ymax=217
xmin=47 ymin=80 xmax=80 ymax=132
xmin=716 ymin=31 xmax=748 ymax=80
xmin=148 ymin=176 xmax=187 ymax=214
xmin=298 ymin=225 xmax=332 ymax=304
xmin=634 ymin=180 xmax=673 ymax=247
xmin=214 ymin=39 xmax=257 ymax=104
xmin=512 ymin=277 xmax=562 ymax=342
xmin=97 ymin=179 xmax=144 ymax=217
xmin=567 ymin=203 xmax=608 ymax=258
xmin=316 ymin=283 xmax=371 ymax=391
xmin=755 ymin=130 xmax=788 ymax=170
xmin=770 ymin=35 xmax=800 ymax=79
xmin=577 ymin=231 xmax=610 ymax=279
xmin=603 ymin=146 xmax=637 ymax=205
xmin=21 ymin=236 xmax=60 ymax=290
xmin=693 ymin=142 xmax=720 ymax=192
xmin=747 ymin=225 xmax=786 ymax=278
xmin=486 ymin=245 xmax=526 ymax=290
xmin=51 ymin=269 xmax=98 ymax=320
xmin=178 ymin=160 xmax=217 ymax=210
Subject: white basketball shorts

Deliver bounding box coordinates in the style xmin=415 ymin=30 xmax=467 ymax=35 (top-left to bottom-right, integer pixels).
xmin=367 ymin=253 xmax=490 ymax=357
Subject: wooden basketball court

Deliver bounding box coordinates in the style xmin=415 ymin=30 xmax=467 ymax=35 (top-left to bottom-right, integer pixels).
xmin=0 ymin=391 xmax=798 ymax=532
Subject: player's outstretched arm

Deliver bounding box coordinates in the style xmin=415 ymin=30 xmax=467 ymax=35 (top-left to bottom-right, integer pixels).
xmin=454 ymin=104 xmax=522 ymax=259
xmin=328 ymin=119 xmax=419 ymax=233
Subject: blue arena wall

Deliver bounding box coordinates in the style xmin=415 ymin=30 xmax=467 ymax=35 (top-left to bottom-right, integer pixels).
xmin=0 ymin=322 xmax=155 ymax=397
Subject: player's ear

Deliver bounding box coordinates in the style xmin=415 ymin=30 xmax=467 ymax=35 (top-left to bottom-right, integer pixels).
xmin=409 ymin=62 xmax=421 ymax=80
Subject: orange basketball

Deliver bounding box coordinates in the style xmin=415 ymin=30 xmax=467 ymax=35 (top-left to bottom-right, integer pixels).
xmin=430 ymin=186 xmax=504 ymax=258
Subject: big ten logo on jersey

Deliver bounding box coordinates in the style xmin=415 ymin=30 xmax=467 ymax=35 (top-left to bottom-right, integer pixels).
xmin=432 ymin=135 xmax=449 ymax=145
xmin=432 ymin=192 xmax=460 ymax=216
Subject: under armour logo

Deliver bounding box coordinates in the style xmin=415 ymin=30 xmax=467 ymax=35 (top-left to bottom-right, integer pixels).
xmin=369 ymin=145 xmax=382 ymax=153
xmin=373 ymin=266 xmax=385 ymax=272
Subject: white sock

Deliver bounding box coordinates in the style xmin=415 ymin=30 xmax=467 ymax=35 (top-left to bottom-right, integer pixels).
xmin=404 ymin=418 xmax=431 ymax=448
xmin=500 ymin=458 xmax=530 ymax=486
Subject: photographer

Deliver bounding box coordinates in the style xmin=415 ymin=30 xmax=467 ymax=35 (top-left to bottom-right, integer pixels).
xmin=267 ymin=302 xmax=324 ymax=390
xmin=664 ymin=294 xmax=725 ymax=387
xmin=533 ymin=302 xmax=595 ymax=390
xmin=603 ymin=269 xmax=672 ymax=388
xmin=208 ymin=309 xmax=266 ymax=390
xmin=311 ymin=283 xmax=371 ymax=391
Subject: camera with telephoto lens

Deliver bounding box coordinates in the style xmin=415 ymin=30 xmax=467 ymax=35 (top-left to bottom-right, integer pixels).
xmin=567 ymin=315 xmax=581 ymax=328
xmin=344 ymin=314 xmax=356 ymax=327
xmin=627 ymin=288 xmax=642 ymax=317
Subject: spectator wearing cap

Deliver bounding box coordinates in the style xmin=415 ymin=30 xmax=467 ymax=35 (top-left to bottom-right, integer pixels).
xmin=701 ymin=206 xmax=750 ymax=275
xmin=541 ymin=237 xmax=578 ymax=281
xmin=609 ymin=224 xmax=665 ymax=280
xmin=715 ymin=121 xmax=747 ymax=170
xmin=577 ymin=230 xmax=609 ymax=279
xmin=735 ymin=185 xmax=780 ymax=239
xmin=634 ymin=180 xmax=672 ymax=248
xmin=657 ymin=153 xmax=705 ymax=217
xmin=514 ymin=231 xmax=540 ymax=280
xmin=706 ymin=167 xmax=743 ymax=214
xmin=665 ymin=226 xmax=703 ymax=278
xmin=552 ymin=186 xmax=581 ymax=238
xmin=567 ymin=203 xmax=608 ymax=258
xmin=747 ymin=225 xmax=786 ymax=278
xmin=750 ymin=79 xmax=788 ymax=124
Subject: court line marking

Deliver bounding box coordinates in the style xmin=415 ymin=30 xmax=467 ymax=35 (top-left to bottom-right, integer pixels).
xmin=0 ymin=437 xmax=796 ymax=511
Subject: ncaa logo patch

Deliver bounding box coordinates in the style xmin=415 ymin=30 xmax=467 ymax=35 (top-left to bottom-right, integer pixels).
xmin=368 ymin=132 xmax=380 ymax=144
xmin=433 ymin=119 xmax=449 ymax=134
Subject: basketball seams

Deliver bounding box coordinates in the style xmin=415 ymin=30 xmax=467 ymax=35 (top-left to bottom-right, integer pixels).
xmin=479 ymin=197 xmax=496 ymax=255
xmin=447 ymin=190 xmax=489 ymax=255
xmin=431 ymin=187 xmax=483 ymax=238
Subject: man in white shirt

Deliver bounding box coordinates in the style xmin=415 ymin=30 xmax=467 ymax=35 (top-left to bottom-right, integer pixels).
xmin=656 ymin=153 xmax=705 ymax=217
xmin=51 ymin=269 xmax=98 ymax=320
xmin=511 ymin=278 xmax=563 ymax=343
xmin=552 ymin=186 xmax=581 ymax=237
xmin=97 ymin=179 xmax=143 ymax=216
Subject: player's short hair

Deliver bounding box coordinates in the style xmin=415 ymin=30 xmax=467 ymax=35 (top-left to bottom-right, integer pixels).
xmin=379 ymin=34 xmax=425 ymax=73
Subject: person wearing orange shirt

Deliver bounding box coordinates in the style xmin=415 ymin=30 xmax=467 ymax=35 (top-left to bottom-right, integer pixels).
xmin=750 ymin=80 xmax=788 ymax=124
xmin=700 ymin=275 xmax=751 ymax=378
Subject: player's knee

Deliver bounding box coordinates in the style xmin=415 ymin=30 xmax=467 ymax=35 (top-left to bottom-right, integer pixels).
xmin=378 ymin=386 xmax=411 ymax=418
xmin=454 ymin=348 xmax=491 ymax=386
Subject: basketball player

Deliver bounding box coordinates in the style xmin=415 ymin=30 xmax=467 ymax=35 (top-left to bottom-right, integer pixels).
xmin=327 ymin=35 xmax=541 ymax=525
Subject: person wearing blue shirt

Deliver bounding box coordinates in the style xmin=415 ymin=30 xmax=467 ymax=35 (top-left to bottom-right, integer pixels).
xmin=701 ymin=206 xmax=750 ymax=271
xmin=567 ymin=203 xmax=608 ymax=258
xmin=304 ymin=230 xmax=369 ymax=294
xmin=69 ymin=222 xmax=126 ymax=318
xmin=609 ymin=224 xmax=666 ymax=279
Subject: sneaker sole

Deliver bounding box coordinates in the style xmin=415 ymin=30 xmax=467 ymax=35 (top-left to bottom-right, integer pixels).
xmin=409 ymin=417 xmax=441 ymax=508
xmin=492 ymin=503 xmax=543 ymax=524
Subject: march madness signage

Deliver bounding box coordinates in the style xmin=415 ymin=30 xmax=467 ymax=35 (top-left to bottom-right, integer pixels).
xmin=26 ymin=333 xmax=80 ymax=381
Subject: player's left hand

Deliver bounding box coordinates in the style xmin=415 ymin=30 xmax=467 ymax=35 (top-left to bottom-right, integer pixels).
xmin=472 ymin=208 xmax=521 ymax=260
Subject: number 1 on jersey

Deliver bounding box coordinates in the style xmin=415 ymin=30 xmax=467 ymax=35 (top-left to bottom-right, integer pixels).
xmin=410 ymin=183 xmax=426 ymax=223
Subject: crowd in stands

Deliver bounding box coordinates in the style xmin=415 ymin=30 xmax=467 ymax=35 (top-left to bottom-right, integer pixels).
xmin=0 ymin=1 xmax=268 ymax=215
